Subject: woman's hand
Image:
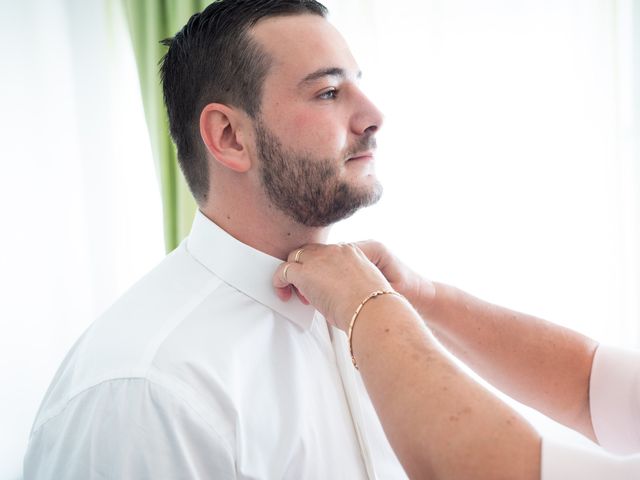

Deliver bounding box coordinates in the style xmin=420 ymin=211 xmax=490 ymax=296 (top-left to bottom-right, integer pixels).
xmin=355 ymin=241 xmax=436 ymax=317
xmin=272 ymin=243 xmax=392 ymax=331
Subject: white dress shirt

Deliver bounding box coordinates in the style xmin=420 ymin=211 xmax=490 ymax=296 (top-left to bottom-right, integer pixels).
xmin=541 ymin=345 xmax=640 ymax=479
xmin=24 ymin=211 xmax=407 ymax=480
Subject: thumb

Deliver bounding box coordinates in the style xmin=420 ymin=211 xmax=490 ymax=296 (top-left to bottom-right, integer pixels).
xmin=355 ymin=240 xmax=387 ymax=269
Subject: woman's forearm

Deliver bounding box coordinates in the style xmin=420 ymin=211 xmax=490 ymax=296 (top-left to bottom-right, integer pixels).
xmin=413 ymin=281 xmax=598 ymax=441
xmin=352 ymin=294 xmax=541 ymax=480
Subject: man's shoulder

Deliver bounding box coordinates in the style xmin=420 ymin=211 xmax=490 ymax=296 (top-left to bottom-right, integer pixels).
xmin=31 ymin=244 xmax=263 ymax=432
xmin=85 ymin=244 xmax=228 ymax=360
xmin=104 ymin=242 xmax=218 ymax=319
xmin=74 ymin=241 xmax=269 ymax=376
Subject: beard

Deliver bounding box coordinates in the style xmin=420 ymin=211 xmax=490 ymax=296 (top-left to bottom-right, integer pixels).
xmin=255 ymin=119 xmax=382 ymax=227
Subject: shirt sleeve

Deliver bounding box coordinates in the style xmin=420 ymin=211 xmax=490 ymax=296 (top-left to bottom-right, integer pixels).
xmin=589 ymin=344 xmax=640 ymax=454
xmin=24 ymin=378 xmax=236 ymax=480
xmin=541 ymin=437 xmax=640 ymax=480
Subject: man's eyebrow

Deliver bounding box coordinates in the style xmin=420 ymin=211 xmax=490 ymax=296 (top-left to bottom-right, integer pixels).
xmin=298 ymin=67 xmax=362 ymax=87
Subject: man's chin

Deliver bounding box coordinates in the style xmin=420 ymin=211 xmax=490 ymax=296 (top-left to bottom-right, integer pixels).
xmin=358 ymin=179 xmax=384 ymax=207
xmin=319 ymin=182 xmax=384 ymax=226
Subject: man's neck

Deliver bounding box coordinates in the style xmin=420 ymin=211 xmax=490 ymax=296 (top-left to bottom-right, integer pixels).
xmin=200 ymin=201 xmax=330 ymax=261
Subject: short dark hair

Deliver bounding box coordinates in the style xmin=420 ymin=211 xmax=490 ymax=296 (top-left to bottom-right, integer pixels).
xmin=160 ymin=0 xmax=329 ymax=203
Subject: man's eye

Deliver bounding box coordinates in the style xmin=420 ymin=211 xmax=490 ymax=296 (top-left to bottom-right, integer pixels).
xmin=318 ymin=89 xmax=338 ymax=100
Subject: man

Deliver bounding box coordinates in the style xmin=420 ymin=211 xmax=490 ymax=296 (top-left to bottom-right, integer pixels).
xmin=24 ymin=1 xmax=406 ymax=478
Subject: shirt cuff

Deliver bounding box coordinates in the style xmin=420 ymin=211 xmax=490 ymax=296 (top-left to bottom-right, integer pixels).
xmin=541 ymin=437 xmax=640 ymax=480
xmin=589 ymin=344 xmax=640 ymax=454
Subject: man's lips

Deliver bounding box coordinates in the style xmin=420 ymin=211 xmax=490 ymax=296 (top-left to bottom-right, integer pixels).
xmin=347 ymin=151 xmax=375 ymax=162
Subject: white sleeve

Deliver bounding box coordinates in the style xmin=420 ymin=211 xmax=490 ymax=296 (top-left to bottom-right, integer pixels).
xmin=541 ymin=437 xmax=640 ymax=480
xmin=589 ymin=344 xmax=640 ymax=454
xmin=23 ymin=378 xmax=236 ymax=480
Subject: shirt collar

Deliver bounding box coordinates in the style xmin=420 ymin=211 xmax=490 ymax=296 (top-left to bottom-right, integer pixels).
xmin=185 ymin=210 xmax=316 ymax=330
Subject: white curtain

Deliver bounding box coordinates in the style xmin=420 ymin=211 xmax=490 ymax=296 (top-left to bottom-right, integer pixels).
xmin=1 ymin=0 xmax=638 ymax=478
xmin=0 ymin=1 xmax=164 ymax=478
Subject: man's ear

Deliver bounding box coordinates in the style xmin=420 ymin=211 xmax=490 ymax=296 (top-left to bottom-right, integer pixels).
xmin=199 ymin=103 xmax=252 ymax=173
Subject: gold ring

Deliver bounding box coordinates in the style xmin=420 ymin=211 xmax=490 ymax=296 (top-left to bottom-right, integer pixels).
xmin=294 ymin=248 xmax=305 ymax=263
xmin=283 ymin=263 xmax=292 ymax=283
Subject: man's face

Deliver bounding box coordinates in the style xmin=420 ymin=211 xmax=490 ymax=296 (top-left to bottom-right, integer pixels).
xmin=249 ymin=14 xmax=384 ymax=227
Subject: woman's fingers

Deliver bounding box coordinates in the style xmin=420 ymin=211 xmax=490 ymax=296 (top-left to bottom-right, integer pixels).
xmin=286 ymin=243 xmax=323 ymax=264
xmin=354 ymin=240 xmax=385 ymax=267
xmin=273 ymin=243 xmax=394 ymax=329
xmin=295 ymin=287 xmax=310 ymax=305
xmin=272 ymin=261 xmax=294 ymax=300
xmin=271 ymin=258 xmax=310 ymax=301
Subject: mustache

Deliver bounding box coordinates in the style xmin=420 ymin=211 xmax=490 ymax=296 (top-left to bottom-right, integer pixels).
xmin=345 ymin=135 xmax=377 ymax=159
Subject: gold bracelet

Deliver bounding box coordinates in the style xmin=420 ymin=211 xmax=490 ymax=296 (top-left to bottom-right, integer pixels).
xmin=347 ymin=290 xmax=403 ymax=370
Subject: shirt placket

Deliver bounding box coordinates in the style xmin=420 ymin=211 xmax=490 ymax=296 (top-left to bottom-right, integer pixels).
xmin=327 ymin=322 xmax=379 ymax=480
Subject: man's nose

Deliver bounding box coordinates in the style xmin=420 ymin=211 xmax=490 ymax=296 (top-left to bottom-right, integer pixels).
xmin=351 ymin=89 xmax=384 ymax=136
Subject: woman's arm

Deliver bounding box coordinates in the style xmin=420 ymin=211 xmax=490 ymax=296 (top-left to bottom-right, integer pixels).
xmin=350 ymin=292 xmax=541 ymax=480
xmin=358 ymin=241 xmax=599 ymax=441
xmin=274 ymin=243 xmax=541 ymax=480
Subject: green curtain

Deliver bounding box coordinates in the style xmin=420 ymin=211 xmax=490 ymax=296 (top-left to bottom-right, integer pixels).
xmin=122 ymin=0 xmax=211 ymax=252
